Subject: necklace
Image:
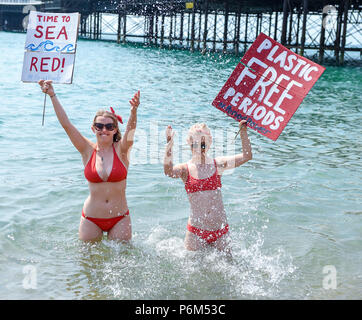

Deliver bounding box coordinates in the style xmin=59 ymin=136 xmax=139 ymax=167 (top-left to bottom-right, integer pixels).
xmin=96 ymin=150 xmax=104 ymax=161
xmin=97 ymin=145 xmax=112 ymax=162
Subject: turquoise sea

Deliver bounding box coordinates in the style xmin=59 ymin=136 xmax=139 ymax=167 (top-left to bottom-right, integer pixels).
xmin=0 ymin=31 xmax=361 ymax=299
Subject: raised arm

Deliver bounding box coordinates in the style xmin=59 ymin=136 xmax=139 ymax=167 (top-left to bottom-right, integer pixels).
xmin=38 ymin=80 xmax=91 ymax=154
xmin=120 ymin=90 xmax=140 ymax=154
xmin=164 ymin=125 xmax=186 ymax=179
xmin=215 ymin=120 xmax=252 ymax=173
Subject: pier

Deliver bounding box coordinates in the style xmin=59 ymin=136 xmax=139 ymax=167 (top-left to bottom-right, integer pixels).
xmin=1 ymin=0 xmax=361 ymax=64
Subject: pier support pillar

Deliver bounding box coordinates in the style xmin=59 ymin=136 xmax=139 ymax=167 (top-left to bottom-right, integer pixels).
xmin=117 ymin=13 xmax=121 ymax=44
xmin=122 ymin=14 xmax=127 ymax=44
xmin=334 ymin=2 xmax=343 ymax=65
xmin=281 ymin=0 xmax=288 ymax=44
xmin=197 ymin=11 xmax=202 ymax=51
xmin=180 ymin=11 xmax=184 ymax=46
xmin=319 ymin=7 xmax=327 ymax=64
xmin=244 ymin=13 xmax=249 ymax=53
xmin=148 ymin=14 xmax=154 ymax=45
xmin=288 ymin=8 xmax=293 ymax=45
xmin=223 ymin=0 xmax=229 ymax=54
xmin=160 ymin=14 xmax=165 ymax=48
xmin=212 ymin=11 xmax=217 ymax=52
xmin=256 ymin=13 xmax=260 ymax=39
xmin=155 ymin=13 xmax=159 ymax=45
xmin=169 ymin=14 xmax=173 ymax=49
xmin=274 ymin=11 xmax=278 ymax=40
xmin=295 ymin=8 xmax=301 ymax=54
xmin=268 ymin=13 xmax=272 ymax=37
xmin=340 ymin=0 xmax=349 ymax=65
xmin=190 ymin=0 xmax=196 ymax=52
xmin=202 ymin=0 xmax=209 ymax=54
xmin=234 ymin=4 xmax=241 ymax=55
xmin=300 ymin=0 xmax=308 ymax=56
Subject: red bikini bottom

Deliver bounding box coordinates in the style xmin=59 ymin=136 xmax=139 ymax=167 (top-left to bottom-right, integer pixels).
xmin=187 ymin=223 xmax=229 ymax=244
xmin=82 ymin=210 xmax=129 ymax=232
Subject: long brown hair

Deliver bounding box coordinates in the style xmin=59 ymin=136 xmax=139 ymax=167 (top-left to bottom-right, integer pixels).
xmin=92 ymin=109 xmax=122 ymax=142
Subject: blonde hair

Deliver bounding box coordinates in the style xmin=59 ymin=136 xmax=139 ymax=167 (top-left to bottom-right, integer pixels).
xmin=186 ymin=123 xmax=212 ymax=146
xmin=93 ymin=109 xmax=122 ymax=142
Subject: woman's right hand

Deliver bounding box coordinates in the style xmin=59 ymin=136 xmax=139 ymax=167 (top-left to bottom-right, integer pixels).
xmin=38 ymin=80 xmax=55 ymax=97
xmin=165 ymin=125 xmax=175 ymax=143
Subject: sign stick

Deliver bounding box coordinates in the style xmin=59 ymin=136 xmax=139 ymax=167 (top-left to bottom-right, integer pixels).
xmin=234 ymin=127 xmax=242 ymax=140
xmin=42 ymin=93 xmax=46 ymax=126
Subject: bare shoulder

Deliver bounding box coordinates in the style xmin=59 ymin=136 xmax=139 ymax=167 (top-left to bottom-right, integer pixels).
xmin=175 ymin=162 xmax=188 ymax=181
xmin=214 ymin=156 xmax=227 ymax=168
xmin=174 ymin=162 xmax=188 ymax=171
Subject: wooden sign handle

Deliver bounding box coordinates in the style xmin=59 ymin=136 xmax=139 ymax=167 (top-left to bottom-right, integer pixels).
xmin=42 ymin=93 xmax=46 ymax=126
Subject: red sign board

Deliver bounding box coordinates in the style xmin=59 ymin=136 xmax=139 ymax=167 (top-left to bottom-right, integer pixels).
xmin=212 ymin=33 xmax=326 ymax=140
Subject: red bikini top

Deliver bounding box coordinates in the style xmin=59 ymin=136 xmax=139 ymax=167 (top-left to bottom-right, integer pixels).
xmin=84 ymin=145 xmax=127 ymax=183
xmin=185 ymin=160 xmax=222 ymax=194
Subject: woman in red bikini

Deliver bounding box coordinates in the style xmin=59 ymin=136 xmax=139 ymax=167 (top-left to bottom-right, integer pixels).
xmin=164 ymin=121 xmax=252 ymax=252
xmin=38 ymin=80 xmax=140 ymax=242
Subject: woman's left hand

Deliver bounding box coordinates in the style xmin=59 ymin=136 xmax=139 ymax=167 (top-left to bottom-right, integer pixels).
xmin=129 ymin=90 xmax=140 ymax=111
xmin=239 ymin=120 xmax=247 ymax=132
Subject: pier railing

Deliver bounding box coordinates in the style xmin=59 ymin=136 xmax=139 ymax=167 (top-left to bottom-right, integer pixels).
xmin=0 ymin=0 xmax=42 ymax=4
xmin=1 ymin=0 xmax=361 ymax=64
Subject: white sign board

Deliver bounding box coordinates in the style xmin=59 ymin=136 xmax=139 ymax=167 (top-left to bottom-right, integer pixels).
xmin=21 ymin=11 xmax=80 ymax=84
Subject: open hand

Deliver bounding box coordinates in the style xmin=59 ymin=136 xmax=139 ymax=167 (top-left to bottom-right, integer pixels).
xmin=165 ymin=125 xmax=175 ymax=143
xmin=38 ymin=80 xmax=55 ymax=96
xmin=129 ymin=90 xmax=140 ymax=110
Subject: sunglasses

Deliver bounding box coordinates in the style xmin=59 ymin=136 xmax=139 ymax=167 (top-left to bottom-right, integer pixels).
xmin=94 ymin=122 xmax=116 ymax=131
xmin=192 ymin=142 xmax=206 ymax=149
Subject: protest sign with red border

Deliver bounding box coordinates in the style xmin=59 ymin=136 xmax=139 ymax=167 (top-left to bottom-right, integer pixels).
xmin=212 ymin=33 xmax=325 ymax=141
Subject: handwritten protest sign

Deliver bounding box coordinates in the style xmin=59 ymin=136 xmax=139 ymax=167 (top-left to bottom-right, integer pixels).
xmin=212 ymin=33 xmax=325 ymax=141
xmin=21 ymin=11 xmax=80 ymax=84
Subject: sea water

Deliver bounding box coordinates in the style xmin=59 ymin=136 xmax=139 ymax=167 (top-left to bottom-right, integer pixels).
xmin=0 ymin=31 xmax=361 ymax=299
